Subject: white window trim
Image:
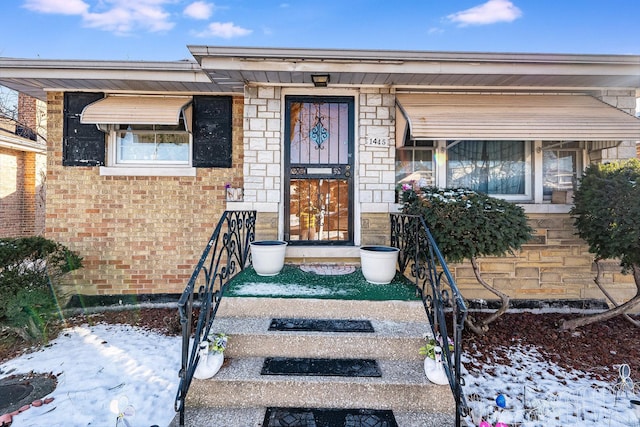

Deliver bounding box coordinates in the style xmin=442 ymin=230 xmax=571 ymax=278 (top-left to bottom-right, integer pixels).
xmin=436 ymin=140 xmax=532 ymax=202
xmin=99 ymin=126 xmax=196 ymax=177
xmin=395 ymin=139 xmax=590 ymax=205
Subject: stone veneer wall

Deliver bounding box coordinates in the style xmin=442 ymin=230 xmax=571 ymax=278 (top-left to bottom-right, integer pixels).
xmin=239 ymin=86 xmax=398 ymax=245
xmin=358 ymin=89 xmax=396 ymax=247
xmin=45 ymin=92 xmax=245 ymax=295
xmin=594 ymin=90 xmax=638 ymax=162
xmin=451 ymin=213 xmax=636 ymax=304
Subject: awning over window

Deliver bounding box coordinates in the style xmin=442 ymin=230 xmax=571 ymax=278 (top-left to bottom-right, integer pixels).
xmin=80 ymin=95 xmax=192 ymax=125
xmin=395 ymin=93 xmax=640 ymax=142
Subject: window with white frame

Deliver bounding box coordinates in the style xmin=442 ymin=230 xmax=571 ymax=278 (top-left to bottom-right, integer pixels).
xmin=541 ymin=141 xmax=582 ymax=200
xmin=111 ymin=121 xmax=190 ymax=166
xmin=394 ymin=139 xmax=588 ymax=202
xmin=395 ymin=140 xmax=435 ymax=188
xmin=446 ymin=140 xmax=529 ymax=197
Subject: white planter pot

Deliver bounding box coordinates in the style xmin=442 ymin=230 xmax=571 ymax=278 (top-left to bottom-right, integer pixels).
xmin=193 ymin=341 xmax=224 ymax=380
xmin=250 ymin=240 xmax=288 ymax=276
xmin=359 ymin=245 xmax=400 ymax=284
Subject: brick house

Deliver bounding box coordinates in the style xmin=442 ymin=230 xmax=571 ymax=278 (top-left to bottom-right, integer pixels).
xmin=0 ymin=48 xmax=639 ymax=304
xmin=0 ymin=92 xmax=47 ymax=237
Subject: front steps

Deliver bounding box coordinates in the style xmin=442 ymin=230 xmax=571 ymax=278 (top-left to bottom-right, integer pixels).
xmin=173 ymin=297 xmax=456 ymax=426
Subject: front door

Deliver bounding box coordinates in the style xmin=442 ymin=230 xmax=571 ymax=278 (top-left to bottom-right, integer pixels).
xmin=284 ymin=96 xmax=354 ymax=245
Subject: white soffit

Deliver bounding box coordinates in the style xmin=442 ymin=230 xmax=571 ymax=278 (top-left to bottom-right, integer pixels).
xmin=396 ymin=94 xmax=640 ymax=141
xmin=80 ymin=95 xmax=192 ymax=125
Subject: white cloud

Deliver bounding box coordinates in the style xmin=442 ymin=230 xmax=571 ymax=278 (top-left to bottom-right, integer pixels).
xmin=83 ymin=1 xmax=174 ymax=34
xmin=184 ymin=1 xmax=214 ymax=20
xmin=23 ymin=0 xmax=88 ymax=15
xmin=195 ymin=21 xmax=252 ymax=38
xmin=23 ymin=0 xmax=175 ymax=34
xmin=447 ymin=0 xmax=522 ymax=26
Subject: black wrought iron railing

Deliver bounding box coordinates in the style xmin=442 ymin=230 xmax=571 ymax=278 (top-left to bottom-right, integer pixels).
xmin=174 ymin=210 xmax=256 ymax=426
xmin=390 ymin=213 xmax=468 ymax=427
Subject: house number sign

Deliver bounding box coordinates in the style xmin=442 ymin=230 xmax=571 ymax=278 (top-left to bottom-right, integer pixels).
xmin=365 ymin=136 xmax=389 ymax=147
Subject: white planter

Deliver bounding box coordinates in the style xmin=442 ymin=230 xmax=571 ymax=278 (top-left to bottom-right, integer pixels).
xmin=250 ymin=240 xmax=288 ymax=276
xmin=359 ymin=245 xmax=400 ymax=284
xmin=193 ymin=341 xmax=224 ymax=380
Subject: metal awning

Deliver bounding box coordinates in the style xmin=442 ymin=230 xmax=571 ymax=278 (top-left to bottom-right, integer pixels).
xmin=395 ymin=93 xmax=640 ymax=142
xmin=80 ymin=95 xmax=192 ymax=125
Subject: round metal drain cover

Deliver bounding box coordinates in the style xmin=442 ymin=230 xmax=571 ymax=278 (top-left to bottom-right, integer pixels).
xmin=0 ymin=383 xmax=34 ymax=409
xmin=0 ymin=373 xmax=57 ymax=414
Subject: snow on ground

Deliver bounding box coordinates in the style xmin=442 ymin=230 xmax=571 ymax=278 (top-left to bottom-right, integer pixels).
xmin=1 ymin=323 xmax=640 ymax=426
xmin=462 ymin=344 xmax=640 ymax=426
xmin=0 ymin=324 xmax=181 ymax=427
xmin=230 ymin=282 xmax=351 ymax=297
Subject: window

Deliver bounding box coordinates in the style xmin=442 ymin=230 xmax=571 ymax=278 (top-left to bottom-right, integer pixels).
xmin=114 ymin=122 xmax=190 ymax=165
xmin=446 ymin=140 xmax=529 ymax=196
xmin=542 ymin=141 xmax=582 ymax=200
xmin=395 ymin=140 xmax=434 ymax=188
xmin=394 ymin=138 xmax=588 ymax=204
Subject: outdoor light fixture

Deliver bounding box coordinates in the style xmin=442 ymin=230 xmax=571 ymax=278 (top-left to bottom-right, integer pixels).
xmin=311 ymin=74 xmax=330 ymax=87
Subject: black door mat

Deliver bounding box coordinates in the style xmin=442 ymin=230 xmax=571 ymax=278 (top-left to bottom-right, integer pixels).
xmin=263 ymin=407 xmax=398 ymax=427
xmin=261 ymin=357 xmax=382 ymax=377
xmin=269 ymin=318 xmax=374 ymax=333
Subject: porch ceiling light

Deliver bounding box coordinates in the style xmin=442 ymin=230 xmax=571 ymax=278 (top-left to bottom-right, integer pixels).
xmin=311 ymin=74 xmax=330 ymax=87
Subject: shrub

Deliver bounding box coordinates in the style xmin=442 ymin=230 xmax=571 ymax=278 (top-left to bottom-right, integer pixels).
xmin=0 ymin=236 xmax=82 ymax=341
xmin=401 ymin=187 xmax=533 ymax=334
xmin=564 ymin=159 xmax=640 ymax=329
xmin=401 ymin=187 xmax=532 ymax=262
xmin=571 ymin=159 xmax=640 ymax=272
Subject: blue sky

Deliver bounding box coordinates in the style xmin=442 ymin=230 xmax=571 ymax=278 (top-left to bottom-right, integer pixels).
xmin=0 ymin=0 xmax=639 ymax=61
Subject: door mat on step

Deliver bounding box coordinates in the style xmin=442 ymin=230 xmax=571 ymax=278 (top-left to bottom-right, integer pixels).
xmin=261 ymin=357 xmax=382 ymax=377
xmin=299 ymin=264 xmax=357 ymax=276
xmin=269 ymin=318 xmax=375 ymax=333
xmin=263 ymin=407 xmax=398 ymax=427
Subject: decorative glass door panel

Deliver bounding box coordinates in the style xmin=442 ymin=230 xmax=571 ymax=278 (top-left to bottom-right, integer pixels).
xmin=285 ymin=97 xmax=354 ymax=245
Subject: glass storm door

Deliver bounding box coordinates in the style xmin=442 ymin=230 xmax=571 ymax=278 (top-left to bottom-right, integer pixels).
xmin=284 ymin=96 xmax=354 ymax=245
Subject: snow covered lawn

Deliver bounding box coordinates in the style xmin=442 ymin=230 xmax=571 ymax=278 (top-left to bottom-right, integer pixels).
xmin=1 ymin=322 xmax=639 ymax=426
xmin=463 ymin=344 xmax=640 ymax=426
xmin=0 ymin=324 xmax=181 ymax=427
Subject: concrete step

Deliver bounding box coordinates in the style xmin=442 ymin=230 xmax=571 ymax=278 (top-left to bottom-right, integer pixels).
xmin=216 ymin=296 xmax=427 ymax=323
xmin=170 ymin=407 xmax=455 ymax=427
xmin=186 ymin=357 xmax=454 ymax=413
xmin=213 ymin=316 xmax=429 ymax=361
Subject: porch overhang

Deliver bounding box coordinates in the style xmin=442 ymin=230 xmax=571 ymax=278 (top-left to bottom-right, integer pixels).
xmin=80 ymin=95 xmax=192 ymax=126
xmin=395 ymin=93 xmax=640 ymax=143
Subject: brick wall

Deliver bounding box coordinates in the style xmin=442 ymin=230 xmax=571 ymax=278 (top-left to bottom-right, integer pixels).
xmin=0 ymin=147 xmax=45 ymax=237
xmin=45 ymin=92 xmax=245 ymax=295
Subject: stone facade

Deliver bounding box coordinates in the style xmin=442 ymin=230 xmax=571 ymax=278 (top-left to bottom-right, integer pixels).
xmin=358 ymin=89 xmax=397 ymax=214
xmin=596 ymin=90 xmax=638 ymax=162
xmin=451 ymin=213 xmax=635 ymax=303
xmin=45 ymin=92 xmax=245 ymax=295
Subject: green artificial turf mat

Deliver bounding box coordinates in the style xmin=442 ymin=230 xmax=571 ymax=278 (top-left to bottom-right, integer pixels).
xmin=225 ymin=265 xmax=419 ymax=301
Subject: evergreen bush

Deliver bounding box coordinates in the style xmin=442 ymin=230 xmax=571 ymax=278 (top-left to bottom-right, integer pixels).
xmin=565 ymin=158 xmax=640 ymax=329
xmin=0 ymin=236 xmax=82 ymax=341
xmin=401 ymin=187 xmax=533 ymax=334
